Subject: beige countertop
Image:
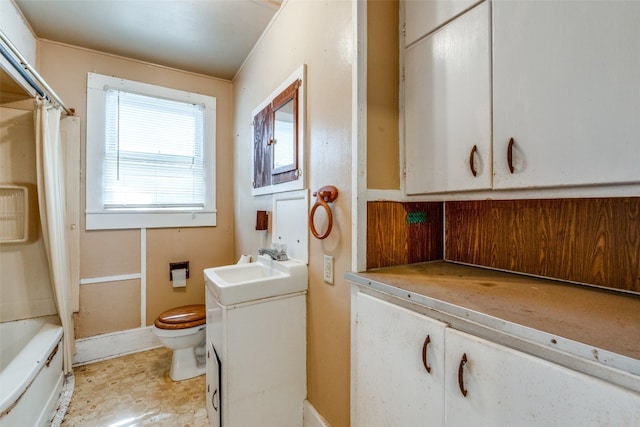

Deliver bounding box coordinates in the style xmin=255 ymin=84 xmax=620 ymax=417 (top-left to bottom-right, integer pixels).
xmin=346 ymin=261 xmax=640 ymax=363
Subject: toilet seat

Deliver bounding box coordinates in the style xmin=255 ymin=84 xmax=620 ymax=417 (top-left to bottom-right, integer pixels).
xmin=154 ymin=304 xmax=205 ymax=330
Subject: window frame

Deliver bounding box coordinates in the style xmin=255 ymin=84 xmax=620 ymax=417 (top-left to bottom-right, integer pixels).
xmin=86 ymin=72 xmax=216 ymax=230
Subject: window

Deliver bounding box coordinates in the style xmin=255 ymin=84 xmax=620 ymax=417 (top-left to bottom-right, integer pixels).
xmin=86 ymin=73 xmax=216 ymax=229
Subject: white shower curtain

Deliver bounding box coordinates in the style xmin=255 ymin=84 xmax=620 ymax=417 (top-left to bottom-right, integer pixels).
xmin=35 ymin=98 xmax=75 ymax=374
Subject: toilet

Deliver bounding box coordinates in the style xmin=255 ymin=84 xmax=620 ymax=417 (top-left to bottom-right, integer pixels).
xmin=152 ymin=304 xmax=206 ymax=381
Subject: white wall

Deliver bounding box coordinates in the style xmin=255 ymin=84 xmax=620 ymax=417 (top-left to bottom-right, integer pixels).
xmin=233 ymin=0 xmax=353 ymax=425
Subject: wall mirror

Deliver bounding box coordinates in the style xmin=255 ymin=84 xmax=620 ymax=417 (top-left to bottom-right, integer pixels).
xmin=272 ymin=98 xmax=296 ymax=174
xmin=252 ymin=64 xmax=306 ymax=196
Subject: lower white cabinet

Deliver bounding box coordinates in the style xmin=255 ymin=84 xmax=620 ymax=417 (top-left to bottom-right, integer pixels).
xmin=352 ymin=287 xmax=640 ymax=427
xmin=445 ymin=329 xmax=640 ymax=426
xmin=353 ymin=292 xmax=446 ymax=426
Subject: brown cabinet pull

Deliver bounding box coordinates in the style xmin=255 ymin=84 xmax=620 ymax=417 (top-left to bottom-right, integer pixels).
xmin=212 ymin=389 xmax=218 ymax=411
xmin=458 ymin=353 xmax=468 ymax=397
xmin=469 ymin=145 xmax=478 ymax=177
xmin=421 ymin=335 xmax=431 ymax=374
xmin=507 ymin=137 xmax=515 ymax=173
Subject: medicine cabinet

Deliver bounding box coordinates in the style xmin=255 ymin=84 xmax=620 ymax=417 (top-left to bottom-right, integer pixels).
xmin=252 ymin=65 xmax=306 ymax=196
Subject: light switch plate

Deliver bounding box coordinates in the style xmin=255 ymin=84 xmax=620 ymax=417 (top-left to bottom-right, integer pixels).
xmin=323 ymin=255 xmax=334 ymax=285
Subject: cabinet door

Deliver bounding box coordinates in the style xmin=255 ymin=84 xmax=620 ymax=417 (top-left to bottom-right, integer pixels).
xmin=493 ymin=0 xmax=640 ymax=189
xmin=405 ymin=1 xmax=491 ymax=195
xmin=445 ymin=329 xmax=640 ymax=426
xmin=353 ymin=292 xmax=447 ymax=427
xmin=206 ymin=341 xmax=221 ymax=427
xmin=404 ymin=0 xmax=481 ymax=46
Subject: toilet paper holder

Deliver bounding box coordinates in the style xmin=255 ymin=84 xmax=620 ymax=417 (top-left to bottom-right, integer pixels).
xmin=169 ymin=261 xmax=190 ymax=280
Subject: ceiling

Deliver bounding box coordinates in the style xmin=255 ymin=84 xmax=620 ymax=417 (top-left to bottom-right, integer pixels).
xmin=12 ymin=0 xmax=281 ymax=80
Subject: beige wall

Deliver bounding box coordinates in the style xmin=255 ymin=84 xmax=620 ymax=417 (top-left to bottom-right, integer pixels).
xmin=37 ymin=41 xmax=235 ymax=337
xmin=367 ymin=0 xmax=400 ymax=190
xmin=233 ymin=1 xmax=353 ymax=425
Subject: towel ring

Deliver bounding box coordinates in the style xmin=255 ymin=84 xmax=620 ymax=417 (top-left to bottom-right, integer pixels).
xmin=310 ymin=185 xmax=338 ymax=240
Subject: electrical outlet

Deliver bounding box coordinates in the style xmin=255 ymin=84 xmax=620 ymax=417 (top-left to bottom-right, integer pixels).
xmin=323 ymin=255 xmax=334 ymax=285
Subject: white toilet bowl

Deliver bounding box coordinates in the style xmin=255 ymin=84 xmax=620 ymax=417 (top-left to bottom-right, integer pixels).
xmin=152 ymin=304 xmax=206 ymax=381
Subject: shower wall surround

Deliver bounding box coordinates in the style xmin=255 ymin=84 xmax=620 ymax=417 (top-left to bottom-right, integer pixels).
xmin=0 ymin=106 xmax=56 ymax=322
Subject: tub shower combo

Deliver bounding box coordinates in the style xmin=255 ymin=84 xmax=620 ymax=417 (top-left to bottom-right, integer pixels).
xmin=1 ymin=29 xmax=78 ymax=426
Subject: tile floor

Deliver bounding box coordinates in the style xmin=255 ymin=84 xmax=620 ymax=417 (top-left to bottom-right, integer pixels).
xmin=61 ymin=347 xmax=208 ymax=427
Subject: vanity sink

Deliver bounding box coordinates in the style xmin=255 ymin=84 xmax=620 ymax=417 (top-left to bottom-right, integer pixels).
xmin=204 ymin=255 xmax=308 ymax=305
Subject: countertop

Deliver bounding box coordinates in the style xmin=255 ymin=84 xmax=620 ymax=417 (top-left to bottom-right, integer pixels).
xmin=346 ymin=261 xmax=640 ymax=375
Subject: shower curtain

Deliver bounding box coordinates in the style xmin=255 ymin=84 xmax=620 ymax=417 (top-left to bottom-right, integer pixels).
xmin=35 ymin=98 xmax=75 ymax=374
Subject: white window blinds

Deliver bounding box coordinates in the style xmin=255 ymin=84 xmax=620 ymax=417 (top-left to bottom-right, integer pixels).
xmin=104 ymin=89 xmax=205 ymax=209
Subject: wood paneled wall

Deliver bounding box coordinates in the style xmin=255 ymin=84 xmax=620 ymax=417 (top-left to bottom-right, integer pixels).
xmin=367 ymin=201 xmax=443 ymax=269
xmin=445 ymin=198 xmax=640 ymax=293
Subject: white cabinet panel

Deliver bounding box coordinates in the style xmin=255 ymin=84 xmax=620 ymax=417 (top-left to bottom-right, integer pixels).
xmin=352 ymin=286 xmax=640 ymax=427
xmin=404 ymin=0 xmax=481 ymax=46
xmin=206 ymin=283 xmax=305 ymax=427
xmin=353 ymin=291 xmax=447 ymax=427
xmin=493 ymin=0 xmax=640 ymax=189
xmin=445 ymin=329 xmax=640 ymax=426
xmin=205 ymin=341 xmax=221 ymax=427
xmin=405 ymin=1 xmax=491 ymax=194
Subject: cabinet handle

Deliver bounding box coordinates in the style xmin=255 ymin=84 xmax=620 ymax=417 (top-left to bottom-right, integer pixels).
xmin=212 ymin=389 xmax=219 ymax=411
xmin=421 ymin=335 xmax=431 ymax=374
xmin=458 ymin=353 xmax=468 ymax=397
xmin=507 ymin=137 xmax=515 ymax=174
xmin=469 ymin=145 xmax=478 ymax=177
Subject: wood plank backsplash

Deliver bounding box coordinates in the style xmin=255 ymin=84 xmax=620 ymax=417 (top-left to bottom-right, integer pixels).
xmin=367 ymin=198 xmax=640 ymax=294
xmin=367 ymin=201 xmax=443 ymax=269
xmin=445 ymin=198 xmax=640 ymax=293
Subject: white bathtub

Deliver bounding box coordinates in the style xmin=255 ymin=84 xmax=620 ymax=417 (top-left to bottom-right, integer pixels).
xmin=0 ymin=316 xmax=64 ymax=427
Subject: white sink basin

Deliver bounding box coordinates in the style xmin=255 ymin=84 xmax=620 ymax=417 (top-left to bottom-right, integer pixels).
xmin=204 ymin=255 xmax=308 ymax=305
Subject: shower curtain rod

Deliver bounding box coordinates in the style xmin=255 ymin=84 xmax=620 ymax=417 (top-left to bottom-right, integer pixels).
xmin=0 ymin=29 xmax=74 ymax=115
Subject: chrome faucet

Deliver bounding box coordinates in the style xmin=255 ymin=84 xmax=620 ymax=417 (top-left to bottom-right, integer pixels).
xmin=258 ymin=247 xmax=289 ymax=261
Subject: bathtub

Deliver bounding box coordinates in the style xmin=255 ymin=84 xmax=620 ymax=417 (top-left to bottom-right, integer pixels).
xmin=0 ymin=316 xmax=64 ymax=427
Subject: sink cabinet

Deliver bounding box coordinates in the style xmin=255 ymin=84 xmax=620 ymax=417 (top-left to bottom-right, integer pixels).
xmin=351 ymin=285 xmax=640 ymax=426
xmin=205 ymin=284 xmax=306 ymax=427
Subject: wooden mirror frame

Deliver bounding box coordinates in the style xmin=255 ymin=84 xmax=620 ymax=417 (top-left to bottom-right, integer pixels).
xmin=251 ymin=65 xmax=306 ymax=196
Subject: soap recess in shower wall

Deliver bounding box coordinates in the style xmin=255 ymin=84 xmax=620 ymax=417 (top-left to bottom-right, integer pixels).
xmin=0 ymin=185 xmax=28 ymax=243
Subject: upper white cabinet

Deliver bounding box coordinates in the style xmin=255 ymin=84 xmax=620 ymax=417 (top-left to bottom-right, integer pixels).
xmin=404 ymin=0 xmax=481 ymax=46
xmin=403 ymin=0 xmax=640 ymax=194
xmin=405 ymin=1 xmax=491 ymax=194
xmin=492 ymin=0 xmax=640 ymax=189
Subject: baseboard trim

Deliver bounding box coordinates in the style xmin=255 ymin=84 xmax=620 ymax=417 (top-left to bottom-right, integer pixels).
xmin=303 ymin=400 xmax=330 ymax=427
xmin=73 ymin=326 xmax=161 ymax=366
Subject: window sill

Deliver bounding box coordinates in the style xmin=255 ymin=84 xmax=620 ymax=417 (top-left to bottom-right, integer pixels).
xmin=85 ymin=210 xmax=216 ymax=230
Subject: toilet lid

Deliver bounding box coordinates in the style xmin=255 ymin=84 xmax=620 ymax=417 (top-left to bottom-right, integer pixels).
xmin=154 ymin=304 xmax=206 ymax=330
